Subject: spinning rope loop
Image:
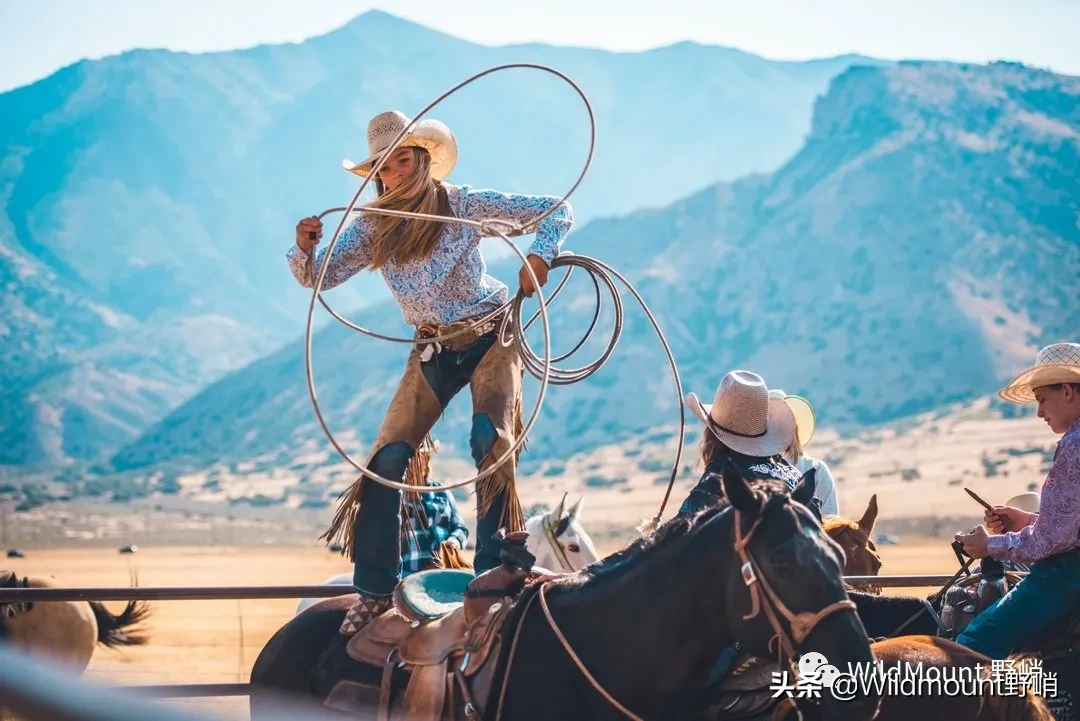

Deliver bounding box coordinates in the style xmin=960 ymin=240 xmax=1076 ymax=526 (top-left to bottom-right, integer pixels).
xmin=303 ymin=63 xmax=686 ymax=528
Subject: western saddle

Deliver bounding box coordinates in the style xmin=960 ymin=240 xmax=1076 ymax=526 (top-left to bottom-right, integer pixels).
xmin=325 ymin=533 xmax=543 ymax=721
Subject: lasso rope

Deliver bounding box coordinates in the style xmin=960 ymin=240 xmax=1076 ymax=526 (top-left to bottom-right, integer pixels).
xmin=303 ymin=63 xmax=685 ymax=530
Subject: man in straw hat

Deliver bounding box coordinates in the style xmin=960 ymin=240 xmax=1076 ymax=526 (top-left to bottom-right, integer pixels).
xmin=287 ymin=110 xmax=574 ymax=635
xmin=769 ymin=389 xmax=840 ymax=516
xmin=954 ymin=342 xmax=1080 ymax=658
xmin=678 ymin=370 xmax=812 ymax=518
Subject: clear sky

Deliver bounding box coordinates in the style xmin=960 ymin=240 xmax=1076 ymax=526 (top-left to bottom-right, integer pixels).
xmin=2 ymin=0 xmax=1077 ymax=93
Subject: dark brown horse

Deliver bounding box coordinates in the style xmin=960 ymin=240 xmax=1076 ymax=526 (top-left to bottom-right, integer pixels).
xmin=250 ymin=466 xmax=882 ymax=721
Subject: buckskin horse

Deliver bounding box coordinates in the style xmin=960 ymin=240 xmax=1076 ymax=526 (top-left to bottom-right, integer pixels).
xmin=0 ymin=571 xmax=150 ymax=673
xmin=249 ymin=465 xmax=881 ymax=721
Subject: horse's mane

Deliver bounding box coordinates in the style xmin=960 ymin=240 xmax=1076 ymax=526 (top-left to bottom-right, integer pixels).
xmin=550 ymin=477 xmax=790 ymax=590
xmin=822 ymin=516 xmax=860 ymax=533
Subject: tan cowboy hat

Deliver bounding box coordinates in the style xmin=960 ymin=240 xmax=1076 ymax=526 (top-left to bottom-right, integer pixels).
xmin=342 ymin=110 xmax=458 ymax=182
xmin=999 ymin=342 xmax=1080 ymax=404
xmin=686 ymin=370 xmax=797 ymax=457
xmin=1006 ymin=492 xmax=1040 ymax=513
xmin=768 ymin=389 xmax=816 ymax=447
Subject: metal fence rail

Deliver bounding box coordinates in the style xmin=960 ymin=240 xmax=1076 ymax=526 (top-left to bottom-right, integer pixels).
xmin=0 ymin=645 xmax=368 ymax=720
xmin=0 ymin=574 xmax=1004 ymax=604
xmin=0 ymin=583 xmax=353 ymax=603
xmin=0 ymin=645 xmax=217 ymax=721
xmin=2 ymin=573 xmax=1018 ymax=700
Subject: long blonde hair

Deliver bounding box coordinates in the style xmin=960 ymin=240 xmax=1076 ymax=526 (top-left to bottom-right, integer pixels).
xmin=368 ymin=147 xmax=447 ymax=269
xmin=784 ymin=430 xmax=804 ymax=464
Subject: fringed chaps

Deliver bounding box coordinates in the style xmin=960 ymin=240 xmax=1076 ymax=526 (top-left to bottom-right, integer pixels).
xmin=321 ymin=334 xmax=527 ymax=558
xmin=469 ymin=336 xmax=527 ymax=535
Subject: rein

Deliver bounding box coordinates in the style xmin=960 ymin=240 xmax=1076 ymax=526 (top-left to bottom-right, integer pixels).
xmin=494 ymin=506 xmax=858 ymax=721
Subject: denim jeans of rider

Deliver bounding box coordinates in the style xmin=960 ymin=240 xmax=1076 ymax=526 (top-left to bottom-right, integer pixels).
xmin=352 ymin=330 xmax=522 ymax=597
xmin=955 ymin=548 xmax=1080 ymax=659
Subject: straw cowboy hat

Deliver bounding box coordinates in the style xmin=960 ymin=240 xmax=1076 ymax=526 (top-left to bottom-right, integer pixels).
xmin=999 ymin=342 xmax=1080 ymax=404
xmin=686 ymin=371 xmax=797 ymax=457
xmin=768 ymin=389 xmax=816 ymax=447
xmin=342 ymin=110 xmax=458 ymax=182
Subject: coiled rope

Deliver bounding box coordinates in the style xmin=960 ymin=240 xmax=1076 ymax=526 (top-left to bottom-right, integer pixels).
xmin=303 ymin=63 xmax=685 ymax=531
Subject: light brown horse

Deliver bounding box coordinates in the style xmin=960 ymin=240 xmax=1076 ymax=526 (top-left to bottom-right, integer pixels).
xmin=865 ymin=635 xmax=1053 ymax=720
xmin=1 ymin=573 xmax=150 ymax=673
xmin=823 ymin=495 xmax=883 ymax=593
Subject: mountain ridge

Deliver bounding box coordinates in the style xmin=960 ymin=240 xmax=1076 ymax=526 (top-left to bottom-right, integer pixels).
xmin=106 ymin=60 xmax=1080 ymax=479
xmin=1 ymin=11 xmax=895 ymax=467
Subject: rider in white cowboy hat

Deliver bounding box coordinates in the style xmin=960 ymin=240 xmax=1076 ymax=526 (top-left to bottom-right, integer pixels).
xmin=954 ymin=342 xmax=1080 ymax=659
xmin=287 ymin=109 xmax=575 ymax=636
xmin=768 ymin=389 xmax=840 ymax=517
xmin=678 ymin=370 xmax=809 ymax=518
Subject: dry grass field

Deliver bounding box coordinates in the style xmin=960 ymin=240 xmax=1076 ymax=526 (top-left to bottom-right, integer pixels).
xmin=5 ymin=538 xmax=967 ymax=720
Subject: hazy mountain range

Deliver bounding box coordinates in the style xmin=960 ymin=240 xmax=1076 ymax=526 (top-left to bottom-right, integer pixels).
xmin=0 ymin=11 xmax=897 ymax=469
xmin=109 ymin=60 xmax=1080 ymax=480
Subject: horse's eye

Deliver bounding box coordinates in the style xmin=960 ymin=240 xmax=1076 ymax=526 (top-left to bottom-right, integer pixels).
xmin=567 ymin=544 xmax=580 ymax=553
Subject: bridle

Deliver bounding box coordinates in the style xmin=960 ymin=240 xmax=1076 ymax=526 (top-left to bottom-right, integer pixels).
xmin=494 ymin=504 xmax=858 ymax=721
xmin=734 ymin=508 xmax=857 ymax=674
xmin=541 ymin=513 xmax=577 ymax=571
xmin=732 ymin=507 xmax=859 ymax=721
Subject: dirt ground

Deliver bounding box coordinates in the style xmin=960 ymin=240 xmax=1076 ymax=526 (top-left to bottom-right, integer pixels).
xmin=3 ymin=539 xmax=965 ymax=720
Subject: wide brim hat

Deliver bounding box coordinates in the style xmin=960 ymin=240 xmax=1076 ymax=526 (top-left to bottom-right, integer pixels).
xmin=999 ymin=342 xmax=1080 ymax=404
xmin=768 ymin=389 xmax=816 ymax=447
xmin=343 ymin=110 xmax=458 ymax=182
xmin=685 ymin=370 xmax=797 ymax=457
xmin=1006 ymin=492 xmax=1040 ymax=513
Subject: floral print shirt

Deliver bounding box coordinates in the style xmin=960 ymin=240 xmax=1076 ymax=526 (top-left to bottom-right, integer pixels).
xmin=286 ymin=183 xmax=574 ymax=326
xmin=987 ymin=418 xmax=1080 ymax=564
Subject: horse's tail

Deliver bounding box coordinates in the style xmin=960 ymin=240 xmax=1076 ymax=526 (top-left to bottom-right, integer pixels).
xmin=91 ymin=569 xmax=151 ymax=648
xmin=90 ymin=599 xmax=151 ymax=647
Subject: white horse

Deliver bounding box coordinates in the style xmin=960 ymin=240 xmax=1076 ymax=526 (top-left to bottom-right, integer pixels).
xmin=294 ymin=493 xmax=600 ymax=615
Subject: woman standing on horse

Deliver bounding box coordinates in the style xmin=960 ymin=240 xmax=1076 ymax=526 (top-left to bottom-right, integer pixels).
xmin=287 ymin=110 xmax=574 ymax=634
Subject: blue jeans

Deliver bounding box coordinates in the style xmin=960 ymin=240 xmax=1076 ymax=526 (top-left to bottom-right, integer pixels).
xmin=352 ymin=331 xmax=515 ymax=597
xmin=956 ymin=548 xmax=1080 ymax=659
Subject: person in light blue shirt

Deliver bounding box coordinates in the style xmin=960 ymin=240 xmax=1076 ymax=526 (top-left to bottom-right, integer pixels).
xmin=287 ymin=110 xmax=574 ymax=636
xmin=769 ymin=390 xmax=840 ymax=517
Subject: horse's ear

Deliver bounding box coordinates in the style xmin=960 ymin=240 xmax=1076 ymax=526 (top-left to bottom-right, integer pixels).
xmin=858 ymin=494 xmax=879 ymax=533
xmin=722 ymin=462 xmax=760 ymax=515
xmin=792 ymin=468 xmax=817 ymax=508
xmin=567 ymin=495 xmax=585 ymax=519
xmin=552 ymin=492 xmax=567 ymax=521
